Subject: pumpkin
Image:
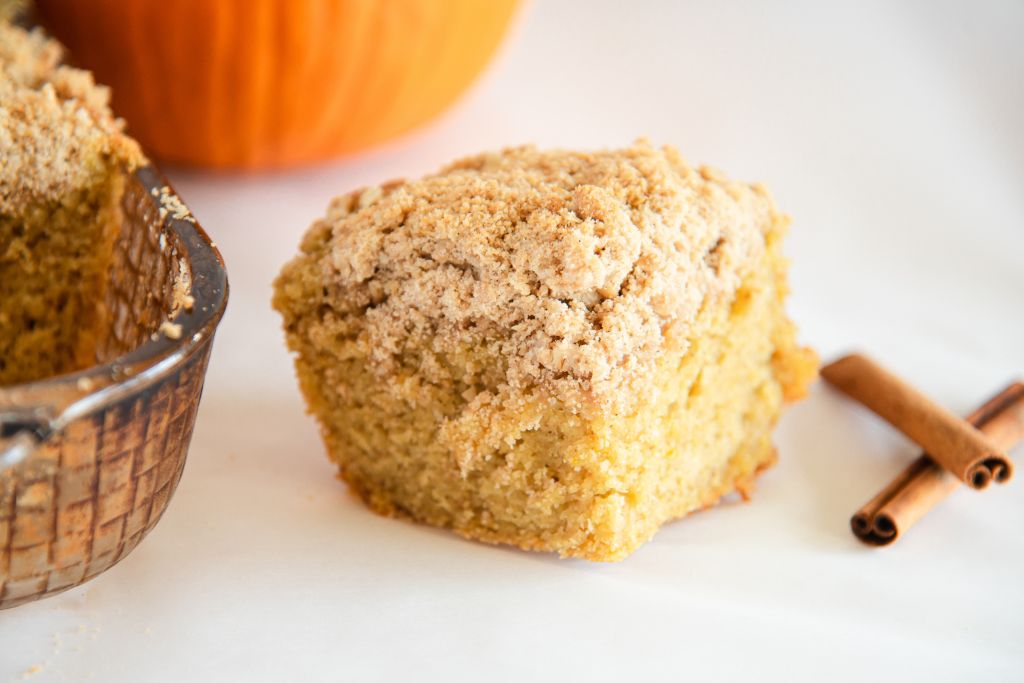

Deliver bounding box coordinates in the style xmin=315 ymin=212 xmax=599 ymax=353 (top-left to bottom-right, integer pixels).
xmin=35 ymin=0 xmax=520 ymax=169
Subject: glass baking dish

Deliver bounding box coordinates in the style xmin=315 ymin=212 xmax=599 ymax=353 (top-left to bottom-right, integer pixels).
xmin=0 ymin=166 xmax=228 ymax=609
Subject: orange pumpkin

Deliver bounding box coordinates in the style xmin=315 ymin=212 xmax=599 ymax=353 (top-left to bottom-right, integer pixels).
xmin=36 ymin=0 xmax=520 ymax=169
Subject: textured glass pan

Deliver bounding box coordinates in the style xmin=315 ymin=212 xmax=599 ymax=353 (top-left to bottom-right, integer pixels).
xmin=0 ymin=166 xmax=228 ymax=609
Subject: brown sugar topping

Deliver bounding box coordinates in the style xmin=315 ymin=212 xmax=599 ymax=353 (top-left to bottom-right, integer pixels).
xmin=0 ymin=22 xmax=141 ymax=215
xmin=281 ymin=141 xmax=786 ymax=417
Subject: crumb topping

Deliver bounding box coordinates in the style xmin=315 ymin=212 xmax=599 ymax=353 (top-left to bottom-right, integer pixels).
xmin=0 ymin=22 xmax=141 ymax=214
xmin=280 ymin=141 xmax=785 ymax=416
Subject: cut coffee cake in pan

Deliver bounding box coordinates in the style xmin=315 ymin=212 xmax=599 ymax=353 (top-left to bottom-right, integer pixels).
xmin=274 ymin=141 xmax=816 ymax=561
xmin=0 ymin=22 xmax=142 ymax=385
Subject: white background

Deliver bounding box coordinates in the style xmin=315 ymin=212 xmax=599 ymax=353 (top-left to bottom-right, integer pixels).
xmin=3 ymin=1 xmax=1023 ymax=680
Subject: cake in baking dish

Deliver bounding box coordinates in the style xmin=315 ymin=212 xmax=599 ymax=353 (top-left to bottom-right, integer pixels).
xmin=0 ymin=21 xmax=142 ymax=385
xmin=274 ymin=141 xmax=816 ymax=561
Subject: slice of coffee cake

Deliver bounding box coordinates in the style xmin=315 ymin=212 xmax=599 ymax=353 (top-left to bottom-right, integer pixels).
xmin=274 ymin=141 xmax=816 ymax=560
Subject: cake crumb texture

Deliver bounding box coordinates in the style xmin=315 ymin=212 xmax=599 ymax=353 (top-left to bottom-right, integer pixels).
xmin=275 ymin=141 xmax=816 ymax=560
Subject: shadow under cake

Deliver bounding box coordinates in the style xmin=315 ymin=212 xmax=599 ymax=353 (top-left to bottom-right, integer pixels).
xmin=274 ymin=141 xmax=817 ymax=561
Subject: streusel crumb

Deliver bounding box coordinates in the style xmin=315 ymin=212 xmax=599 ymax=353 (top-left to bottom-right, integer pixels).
xmin=0 ymin=22 xmax=141 ymax=215
xmin=280 ymin=141 xmax=776 ymax=419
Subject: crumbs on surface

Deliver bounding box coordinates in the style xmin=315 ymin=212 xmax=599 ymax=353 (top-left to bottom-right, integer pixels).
xmin=153 ymin=185 xmax=195 ymax=224
xmin=21 ymin=663 xmax=44 ymax=678
xmin=158 ymin=321 xmax=182 ymax=340
xmin=277 ymin=140 xmax=784 ymax=417
xmin=170 ymin=257 xmax=193 ymax=312
xmin=0 ymin=22 xmax=142 ymax=214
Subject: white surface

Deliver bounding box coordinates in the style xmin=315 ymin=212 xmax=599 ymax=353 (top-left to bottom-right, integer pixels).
xmin=3 ymin=1 xmax=1023 ymax=680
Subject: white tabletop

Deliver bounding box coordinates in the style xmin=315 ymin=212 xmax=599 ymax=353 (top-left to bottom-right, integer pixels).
xmin=3 ymin=1 xmax=1023 ymax=680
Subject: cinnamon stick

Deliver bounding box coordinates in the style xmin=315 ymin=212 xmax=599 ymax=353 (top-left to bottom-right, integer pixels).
xmin=821 ymin=354 xmax=1013 ymax=489
xmin=849 ymin=382 xmax=1024 ymax=545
